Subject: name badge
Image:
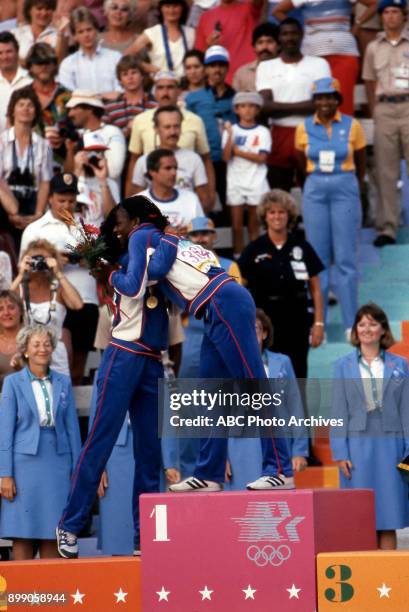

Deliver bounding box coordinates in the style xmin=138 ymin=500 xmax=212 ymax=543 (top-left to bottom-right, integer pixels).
xmin=290 ymin=260 xmax=308 ymax=280
xmin=319 ymin=150 xmax=335 ymax=173
xmin=393 ymin=66 xmax=409 ymax=90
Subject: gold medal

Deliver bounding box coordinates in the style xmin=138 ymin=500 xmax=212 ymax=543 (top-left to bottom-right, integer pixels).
xmin=146 ymin=295 xmax=159 ymax=309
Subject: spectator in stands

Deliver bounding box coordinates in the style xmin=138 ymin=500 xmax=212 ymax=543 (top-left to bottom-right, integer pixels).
xmin=125 ymin=0 xmax=195 ymax=78
xmin=103 ymin=55 xmax=157 ymax=139
xmin=65 ymin=90 xmax=126 ymax=189
xmin=195 ymin=0 xmax=264 ymax=83
xmin=295 ymin=77 xmax=366 ymax=338
xmin=256 ymin=18 xmax=331 ymax=192
xmin=19 ymin=173 xmax=100 ymax=385
xmin=26 ymin=43 xmax=72 ymax=171
xmin=272 ymin=0 xmax=359 ymax=115
xmin=0 ymin=1 xmax=18 ymax=33
xmin=0 ymin=324 xmax=81 ymax=560
xmin=12 ymin=0 xmax=67 ymax=63
xmin=0 ymin=179 xmax=19 ymax=267
xmin=354 ymin=0 xmax=381 ymax=59
xmin=58 ymin=7 xmax=121 ymax=95
xmin=0 ymin=32 xmax=32 ymax=133
xmin=181 ymin=49 xmax=206 ymax=96
xmin=0 ymin=290 xmax=23 ymax=387
xmin=100 ymin=0 xmax=136 ymax=53
xmin=222 ymin=91 xmax=271 ymax=257
xmin=233 ymin=22 xmax=279 ymax=92
xmin=1 ymin=87 xmax=53 ymax=247
xmin=0 ymin=253 xmax=13 ymax=292
xmin=11 ymin=239 xmax=83 ymax=375
xmin=238 ymin=189 xmax=324 ymax=378
xmin=185 ymin=46 xmax=235 ymax=209
xmin=131 ymin=105 xmax=210 ymax=210
xmin=139 ymin=148 xmax=204 ymax=231
xmin=363 ymin=0 xmax=409 ymax=247
xmin=127 ymin=70 xmax=214 ymax=200
xmin=71 ymin=132 xmax=118 ymax=228
xmin=331 ymin=303 xmax=409 ymax=550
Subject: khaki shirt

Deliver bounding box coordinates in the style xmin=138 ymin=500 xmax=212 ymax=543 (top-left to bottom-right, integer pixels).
xmin=232 ymin=60 xmax=258 ymax=92
xmin=128 ymin=107 xmax=210 ymax=156
xmin=363 ymin=30 xmax=409 ymax=97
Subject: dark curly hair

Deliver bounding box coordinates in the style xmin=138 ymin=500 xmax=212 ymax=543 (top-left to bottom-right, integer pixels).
xmin=7 ymin=86 xmax=43 ymax=127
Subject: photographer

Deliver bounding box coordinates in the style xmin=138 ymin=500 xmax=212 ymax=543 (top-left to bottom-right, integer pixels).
xmin=20 ymin=173 xmax=100 ymax=384
xmin=0 ymin=86 xmax=52 ymax=248
xmin=10 ymin=239 xmax=83 ymax=376
xmin=72 ymin=132 xmax=118 ymax=228
xmin=65 ymin=90 xmax=126 ymax=191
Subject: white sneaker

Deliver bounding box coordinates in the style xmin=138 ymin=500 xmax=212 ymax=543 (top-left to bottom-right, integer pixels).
xmin=169 ymin=477 xmax=222 ymax=492
xmin=56 ymin=527 xmax=78 ymax=559
xmin=246 ymin=475 xmax=295 ymax=490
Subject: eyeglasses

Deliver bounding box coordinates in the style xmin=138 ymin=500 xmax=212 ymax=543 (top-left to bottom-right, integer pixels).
xmin=110 ymin=3 xmax=130 ymax=11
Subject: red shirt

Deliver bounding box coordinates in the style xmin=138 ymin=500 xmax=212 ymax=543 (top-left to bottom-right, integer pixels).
xmin=195 ymin=1 xmax=262 ymax=83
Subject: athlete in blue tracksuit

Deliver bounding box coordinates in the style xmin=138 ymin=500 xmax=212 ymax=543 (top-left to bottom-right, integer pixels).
xmin=56 ymin=203 xmax=179 ymax=559
xmin=145 ymin=232 xmax=294 ymax=491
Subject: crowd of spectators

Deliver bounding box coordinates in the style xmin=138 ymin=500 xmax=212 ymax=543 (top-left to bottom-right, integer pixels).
xmin=0 ymin=0 xmax=409 ymax=559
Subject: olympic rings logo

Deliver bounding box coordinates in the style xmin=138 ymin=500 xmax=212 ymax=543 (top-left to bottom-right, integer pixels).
xmin=246 ymin=544 xmax=292 ymax=567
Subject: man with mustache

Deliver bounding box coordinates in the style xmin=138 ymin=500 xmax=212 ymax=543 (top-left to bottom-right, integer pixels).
xmin=233 ymin=23 xmax=279 ymax=93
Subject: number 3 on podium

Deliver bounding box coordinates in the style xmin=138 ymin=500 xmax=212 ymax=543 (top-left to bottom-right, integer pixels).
xmin=150 ymin=504 xmax=171 ymax=542
xmin=324 ymin=565 xmax=354 ymax=603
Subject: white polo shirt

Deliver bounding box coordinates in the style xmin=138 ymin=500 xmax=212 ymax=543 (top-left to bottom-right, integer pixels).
xmin=256 ymin=55 xmax=331 ymax=127
xmin=20 ymin=210 xmax=98 ymax=305
xmin=12 ymin=24 xmax=58 ymax=60
xmin=139 ymin=187 xmax=204 ymax=228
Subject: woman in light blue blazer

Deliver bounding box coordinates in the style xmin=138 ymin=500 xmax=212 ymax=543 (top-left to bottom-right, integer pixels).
xmin=331 ymin=303 xmax=409 ymax=550
xmin=0 ymin=324 xmax=81 ymax=560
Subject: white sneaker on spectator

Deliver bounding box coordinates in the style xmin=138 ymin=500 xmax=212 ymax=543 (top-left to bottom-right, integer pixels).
xmin=246 ymin=475 xmax=295 ymax=490
xmin=56 ymin=527 xmax=78 ymax=559
xmin=169 ymin=477 xmax=222 ymax=492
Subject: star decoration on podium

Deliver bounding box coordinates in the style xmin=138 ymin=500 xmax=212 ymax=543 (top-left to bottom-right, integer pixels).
xmin=377 ymin=584 xmax=392 ymax=598
xmin=114 ymin=588 xmax=128 ymax=603
xmin=287 ymin=584 xmax=301 ymax=599
xmin=71 ymin=589 xmax=85 ymax=604
xmin=243 ymin=585 xmax=257 ymax=600
xmin=199 ymin=586 xmax=213 ymax=601
xmin=157 ymin=587 xmax=170 ymax=602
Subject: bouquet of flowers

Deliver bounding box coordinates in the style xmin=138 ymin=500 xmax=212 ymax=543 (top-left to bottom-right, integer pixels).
xmin=60 ymin=210 xmax=110 ymax=272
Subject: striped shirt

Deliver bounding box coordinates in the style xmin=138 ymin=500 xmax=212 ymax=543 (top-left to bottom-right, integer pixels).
xmin=292 ymin=0 xmax=359 ymax=57
xmin=103 ymin=93 xmax=157 ymax=132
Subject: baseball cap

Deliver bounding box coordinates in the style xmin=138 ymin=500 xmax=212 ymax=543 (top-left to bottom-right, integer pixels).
xmin=50 ymin=173 xmax=78 ymax=195
xmin=154 ymin=70 xmax=179 ymax=83
xmin=311 ymin=77 xmax=342 ymax=97
xmin=186 ymin=216 xmax=216 ymax=235
xmin=204 ymin=45 xmax=230 ymax=65
xmin=82 ymin=132 xmax=109 ymax=151
xmin=233 ymin=91 xmax=263 ymax=107
xmin=378 ymin=0 xmax=406 ymax=12
xmin=66 ymin=90 xmax=104 ymax=109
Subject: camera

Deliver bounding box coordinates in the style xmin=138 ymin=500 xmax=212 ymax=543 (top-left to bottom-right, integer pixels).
xmin=88 ymin=154 xmax=102 ymax=168
xmin=30 ymin=255 xmax=49 ymax=272
xmin=58 ymin=119 xmax=80 ymax=142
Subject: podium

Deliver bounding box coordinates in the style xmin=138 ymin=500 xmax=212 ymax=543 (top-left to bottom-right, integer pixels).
xmin=140 ymin=489 xmax=376 ymax=611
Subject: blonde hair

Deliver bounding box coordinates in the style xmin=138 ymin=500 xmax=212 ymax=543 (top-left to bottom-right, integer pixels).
xmin=21 ymin=239 xmax=59 ymax=261
xmin=257 ymin=189 xmax=299 ymax=229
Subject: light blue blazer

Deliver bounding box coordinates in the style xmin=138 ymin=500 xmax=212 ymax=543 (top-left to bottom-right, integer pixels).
xmin=0 ymin=367 xmax=82 ymax=477
xmin=266 ymin=351 xmax=308 ymax=457
xmin=331 ymin=350 xmax=409 ymax=460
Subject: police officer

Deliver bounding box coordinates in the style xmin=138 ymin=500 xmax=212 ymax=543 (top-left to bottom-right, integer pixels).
xmin=238 ymin=188 xmax=324 ymax=378
xmin=295 ymin=77 xmax=366 ymax=339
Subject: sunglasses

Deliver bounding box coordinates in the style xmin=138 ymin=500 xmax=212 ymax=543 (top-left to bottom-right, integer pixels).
xmin=110 ymin=4 xmax=130 ymax=11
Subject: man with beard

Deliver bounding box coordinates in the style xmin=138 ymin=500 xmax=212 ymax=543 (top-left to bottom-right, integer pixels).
xmin=256 ymin=18 xmax=331 ymax=191
xmin=233 ymin=23 xmax=279 ymax=92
